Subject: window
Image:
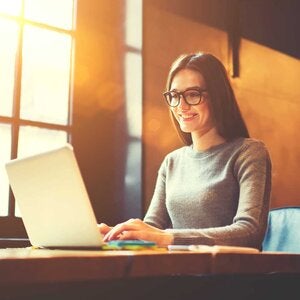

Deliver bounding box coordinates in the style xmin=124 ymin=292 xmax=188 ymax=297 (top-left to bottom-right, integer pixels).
xmin=0 ymin=0 xmax=76 ymax=237
xmin=122 ymin=0 xmax=143 ymax=219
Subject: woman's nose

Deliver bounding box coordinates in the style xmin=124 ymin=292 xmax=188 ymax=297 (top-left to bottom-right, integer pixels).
xmin=177 ymin=95 xmax=190 ymax=109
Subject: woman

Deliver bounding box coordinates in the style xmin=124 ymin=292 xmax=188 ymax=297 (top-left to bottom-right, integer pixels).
xmin=99 ymin=52 xmax=272 ymax=249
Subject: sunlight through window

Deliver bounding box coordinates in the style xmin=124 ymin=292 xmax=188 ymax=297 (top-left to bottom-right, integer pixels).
xmin=24 ymin=0 xmax=74 ymax=30
xmin=0 ymin=0 xmax=76 ymax=220
xmin=0 ymin=19 xmax=18 ymax=117
xmin=125 ymin=52 xmax=142 ymax=137
xmin=0 ymin=0 xmax=22 ymax=16
xmin=123 ymin=0 xmax=143 ymax=219
xmin=18 ymin=126 xmax=68 ymax=158
xmin=21 ymin=25 xmax=72 ymax=125
xmin=125 ymin=0 xmax=142 ymax=137
xmin=125 ymin=0 xmax=142 ymax=49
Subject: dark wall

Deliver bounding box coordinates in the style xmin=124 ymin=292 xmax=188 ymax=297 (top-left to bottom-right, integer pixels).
xmin=152 ymin=0 xmax=300 ymax=58
xmin=240 ymin=0 xmax=300 ymax=59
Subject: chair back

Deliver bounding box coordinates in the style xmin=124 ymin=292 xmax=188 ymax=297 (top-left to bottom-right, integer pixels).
xmin=262 ymin=206 xmax=300 ymax=253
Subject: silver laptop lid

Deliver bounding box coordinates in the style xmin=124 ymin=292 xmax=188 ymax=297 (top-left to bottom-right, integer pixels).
xmin=5 ymin=144 xmax=103 ymax=248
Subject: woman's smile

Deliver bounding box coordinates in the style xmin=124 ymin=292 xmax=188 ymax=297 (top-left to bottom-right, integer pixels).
xmin=178 ymin=112 xmax=198 ymax=122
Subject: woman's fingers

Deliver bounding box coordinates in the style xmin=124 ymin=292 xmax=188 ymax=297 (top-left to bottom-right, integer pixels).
xmin=100 ymin=219 xmax=174 ymax=246
xmin=103 ymin=224 xmax=137 ymax=241
xmin=97 ymin=223 xmax=112 ymax=235
xmin=103 ymin=219 xmax=142 ymax=241
xmin=118 ymin=230 xmax=151 ymax=241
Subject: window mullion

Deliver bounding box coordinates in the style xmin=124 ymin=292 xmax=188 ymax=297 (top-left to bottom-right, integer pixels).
xmin=8 ymin=1 xmax=25 ymax=217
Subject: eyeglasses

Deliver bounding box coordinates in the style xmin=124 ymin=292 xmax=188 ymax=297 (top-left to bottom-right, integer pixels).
xmin=163 ymin=87 xmax=207 ymax=107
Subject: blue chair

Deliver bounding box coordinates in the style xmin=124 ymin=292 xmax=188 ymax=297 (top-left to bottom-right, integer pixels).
xmin=262 ymin=206 xmax=300 ymax=253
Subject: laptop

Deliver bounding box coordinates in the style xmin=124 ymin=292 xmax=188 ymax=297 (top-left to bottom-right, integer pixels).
xmin=5 ymin=144 xmax=104 ymax=249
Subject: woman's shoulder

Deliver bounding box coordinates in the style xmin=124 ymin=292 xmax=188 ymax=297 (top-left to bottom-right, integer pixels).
xmin=237 ymin=137 xmax=269 ymax=153
xmin=165 ymin=145 xmax=190 ymax=159
xmin=232 ymin=137 xmax=271 ymax=164
xmin=160 ymin=146 xmax=191 ymax=167
xmin=157 ymin=146 xmax=190 ymax=174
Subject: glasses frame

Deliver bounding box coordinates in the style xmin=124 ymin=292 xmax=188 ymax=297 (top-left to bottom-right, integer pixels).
xmin=163 ymin=87 xmax=208 ymax=107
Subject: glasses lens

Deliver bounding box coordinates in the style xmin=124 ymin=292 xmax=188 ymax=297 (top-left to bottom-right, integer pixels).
xmin=183 ymin=89 xmax=202 ymax=105
xmin=165 ymin=91 xmax=179 ymax=107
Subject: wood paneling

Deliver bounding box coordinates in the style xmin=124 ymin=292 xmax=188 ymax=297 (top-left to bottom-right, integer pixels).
xmin=143 ymin=1 xmax=300 ymax=211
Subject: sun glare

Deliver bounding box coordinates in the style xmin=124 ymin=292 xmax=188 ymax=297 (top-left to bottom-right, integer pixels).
xmin=0 ymin=0 xmax=74 ymax=125
xmin=0 ymin=0 xmax=22 ymax=16
xmin=0 ymin=0 xmax=74 ymax=30
xmin=0 ymin=18 xmax=18 ymax=117
xmin=20 ymin=25 xmax=71 ymax=125
xmin=0 ymin=0 xmax=74 ymax=217
xmin=25 ymin=0 xmax=74 ymax=30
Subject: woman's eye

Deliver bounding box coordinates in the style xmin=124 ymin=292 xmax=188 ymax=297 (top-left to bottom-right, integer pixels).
xmin=187 ymin=91 xmax=200 ymax=98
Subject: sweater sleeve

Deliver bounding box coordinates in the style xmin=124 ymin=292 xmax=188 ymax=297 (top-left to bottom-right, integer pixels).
xmin=160 ymin=141 xmax=271 ymax=249
xmin=144 ymin=157 xmax=172 ymax=229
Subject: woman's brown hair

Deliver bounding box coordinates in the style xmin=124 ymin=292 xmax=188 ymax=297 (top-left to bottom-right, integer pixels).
xmin=166 ymin=52 xmax=249 ymax=145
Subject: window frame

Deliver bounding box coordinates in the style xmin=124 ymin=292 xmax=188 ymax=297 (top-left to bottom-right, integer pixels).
xmin=0 ymin=0 xmax=77 ymax=238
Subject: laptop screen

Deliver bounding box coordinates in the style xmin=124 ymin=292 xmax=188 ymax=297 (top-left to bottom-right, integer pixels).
xmin=5 ymin=144 xmax=103 ymax=248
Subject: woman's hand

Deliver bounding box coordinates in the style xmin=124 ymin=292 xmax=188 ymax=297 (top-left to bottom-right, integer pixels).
xmin=99 ymin=219 xmax=173 ymax=247
xmin=98 ymin=223 xmax=112 ymax=235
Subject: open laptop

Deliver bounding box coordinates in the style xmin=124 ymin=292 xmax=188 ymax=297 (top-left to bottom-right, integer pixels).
xmin=5 ymin=144 xmax=104 ymax=249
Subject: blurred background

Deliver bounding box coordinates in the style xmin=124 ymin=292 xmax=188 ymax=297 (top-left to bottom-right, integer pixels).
xmin=0 ymin=0 xmax=299 ymax=239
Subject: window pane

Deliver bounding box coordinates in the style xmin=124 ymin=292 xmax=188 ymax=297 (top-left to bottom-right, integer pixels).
xmin=0 ymin=124 xmax=11 ymax=216
xmin=15 ymin=126 xmax=68 ymax=216
xmin=125 ymin=0 xmax=142 ymax=49
xmin=0 ymin=18 xmax=19 ymax=117
xmin=24 ymin=0 xmax=74 ymax=30
xmin=20 ymin=25 xmax=71 ymax=125
xmin=0 ymin=0 xmax=22 ymax=16
xmin=18 ymin=126 xmax=68 ymax=158
xmin=125 ymin=52 xmax=142 ymax=137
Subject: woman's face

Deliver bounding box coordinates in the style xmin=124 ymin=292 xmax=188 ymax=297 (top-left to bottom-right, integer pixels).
xmin=170 ymin=69 xmax=215 ymax=136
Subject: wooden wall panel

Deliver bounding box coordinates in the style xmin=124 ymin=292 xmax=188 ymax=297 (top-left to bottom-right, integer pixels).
xmin=143 ymin=1 xmax=300 ymax=212
xmin=234 ymin=39 xmax=300 ymax=207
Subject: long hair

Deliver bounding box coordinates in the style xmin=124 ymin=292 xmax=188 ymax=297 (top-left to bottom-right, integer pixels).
xmin=166 ymin=52 xmax=249 ymax=145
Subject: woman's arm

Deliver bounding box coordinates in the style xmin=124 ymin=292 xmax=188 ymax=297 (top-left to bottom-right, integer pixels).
xmin=99 ymin=157 xmax=174 ymax=247
xmin=99 ymin=141 xmax=271 ymax=249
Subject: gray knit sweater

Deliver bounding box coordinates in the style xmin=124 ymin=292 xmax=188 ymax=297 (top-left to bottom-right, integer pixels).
xmin=144 ymin=138 xmax=272 ymax=249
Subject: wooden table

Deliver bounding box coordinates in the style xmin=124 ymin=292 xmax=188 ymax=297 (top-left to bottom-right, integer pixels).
xmin=0 ymin=247 xmax=211 ymax=284
xmin=0 ymin=247 xmax=299 ymax=299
